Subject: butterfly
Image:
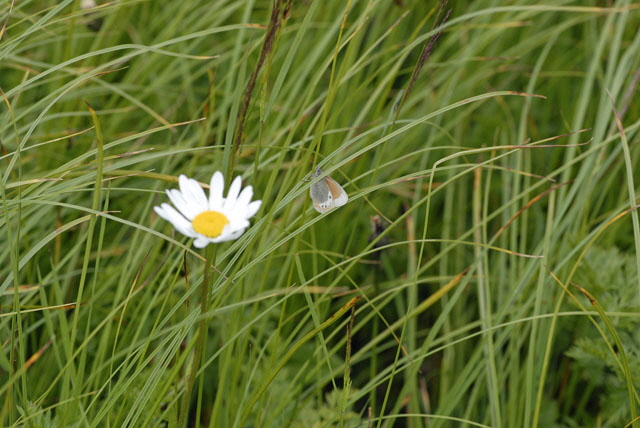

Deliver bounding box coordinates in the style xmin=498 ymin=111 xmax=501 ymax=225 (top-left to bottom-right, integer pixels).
xmin=309 ymin=167 xmax=349 ymax=213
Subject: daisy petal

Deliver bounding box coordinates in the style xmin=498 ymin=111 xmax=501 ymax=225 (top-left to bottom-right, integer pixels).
xmin=216 ymin=229 xmax=243 ymax=242
xmin=231 ymin=219 xmax=250 ymax=230
xmin=154 ymin=203 xmax=183 ymax=225
xmin=155 ymin=204 xmax=198 ymax=238
xmin=157 ymin=204 xmax=197 ymax=238
xmin=178 ymin=174 xmax=191 ymax=196
xmin=179 ymin=175 xmax=208 ymax=208
xmin=166 ymin=189 xmax=197 ymax=220
xmin=188 ymin=177 xmax=209 ymax=206
xmin=209 ymin=171 xmax=225 ymax=210
xmin=153 ymin=204 xmax=170 ymax=221
xmin=193 ymin=237 xmax=210 ymax=248
xmin=233 ymin=185 xmax=253 ymax=212
xmin=224 ymin=176 xmax=242 ymax=211
xmin=210 ymin=224 xmax=235 ymax=243
xmin=177 ymin=175 xmax=196 ymax=206
xmin=246 ymin=200 xmax=262 ymax=218
xmin=226 ymin=228 xmax=247 ymax=241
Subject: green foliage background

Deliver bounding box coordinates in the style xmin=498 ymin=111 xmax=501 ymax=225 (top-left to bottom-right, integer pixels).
xmin=1 ymin=0 xmax=640 ymax=427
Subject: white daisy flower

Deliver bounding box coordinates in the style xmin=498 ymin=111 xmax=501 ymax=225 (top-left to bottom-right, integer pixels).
xmin=154 ymin=172 xmax=261 ymax=248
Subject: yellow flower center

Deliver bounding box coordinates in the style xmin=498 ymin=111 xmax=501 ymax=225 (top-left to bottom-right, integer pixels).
xmin=192 ymin=210 xmax=229 ymax=238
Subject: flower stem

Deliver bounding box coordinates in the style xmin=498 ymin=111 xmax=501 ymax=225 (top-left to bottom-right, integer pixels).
xmin=180 ymin=245 xmax=215 ymax=428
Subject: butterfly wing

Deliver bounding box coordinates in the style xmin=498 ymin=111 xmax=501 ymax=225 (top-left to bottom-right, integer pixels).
xmin=325 ymin=177 xmax=348 ymax=207
xmin=310 ymin=177 xmax=335 ymax=213
xmin=313 ymin=193 xmax=334 ymax=213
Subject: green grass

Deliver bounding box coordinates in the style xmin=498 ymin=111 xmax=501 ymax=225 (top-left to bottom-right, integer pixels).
xmin=2 ymin=0 xmax=640 ymax=427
